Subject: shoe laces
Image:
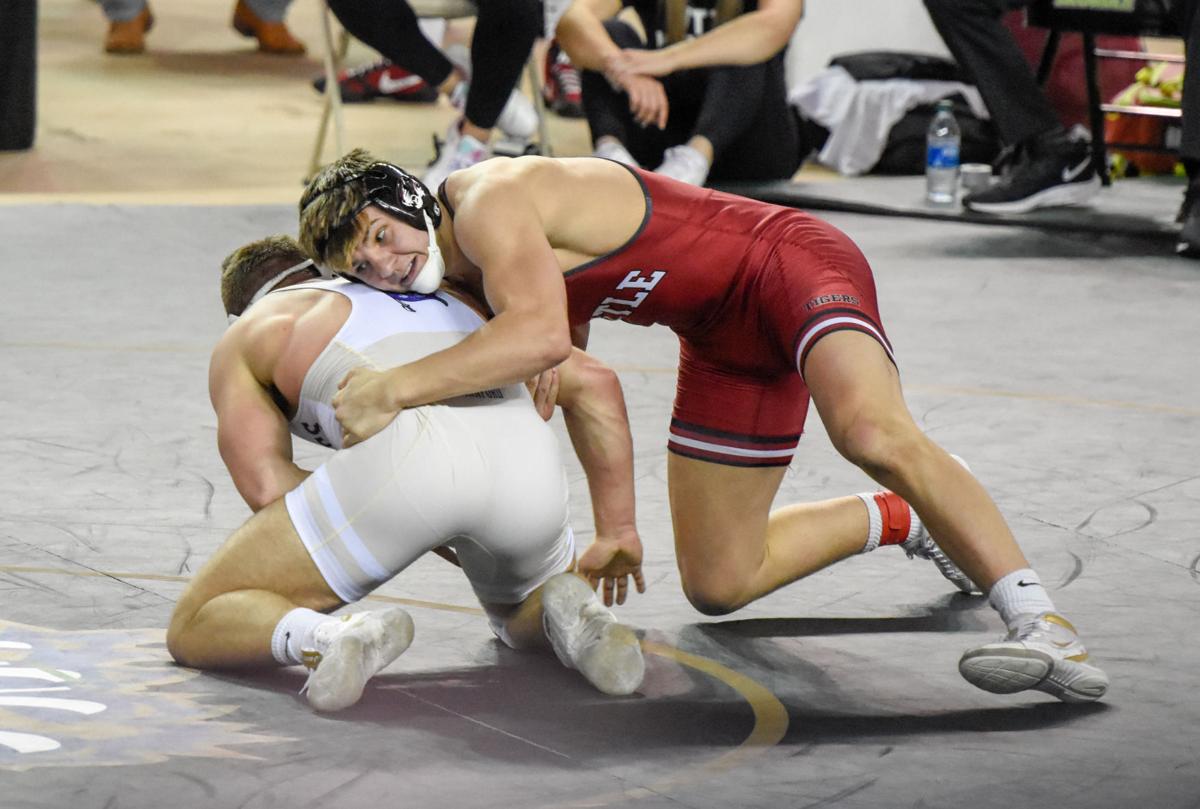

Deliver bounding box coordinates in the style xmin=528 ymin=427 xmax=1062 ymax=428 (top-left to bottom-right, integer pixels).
xmin=552 ymin=56 xmax=582 ymax=96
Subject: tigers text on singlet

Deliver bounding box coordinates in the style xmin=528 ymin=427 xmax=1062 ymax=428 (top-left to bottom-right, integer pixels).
xmin=274 ymin=279 xmax=522 ymax=450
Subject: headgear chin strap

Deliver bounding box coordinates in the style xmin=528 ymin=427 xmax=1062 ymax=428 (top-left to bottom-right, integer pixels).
xmin=407 ymin=212 xmax=446 ymax=294
xmin=227 ymin=258 xmax=323 ymax=324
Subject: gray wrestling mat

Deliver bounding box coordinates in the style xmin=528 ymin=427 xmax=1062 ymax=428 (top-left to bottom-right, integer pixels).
xmin=715 ymin=174 xmax=1184 ymax=245
xmin=2 ymin=201 xmax=1199 ymax=808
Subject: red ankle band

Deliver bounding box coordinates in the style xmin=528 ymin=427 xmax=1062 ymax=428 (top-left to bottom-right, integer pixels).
xmin=873 ymin=491 xmax=912 ymax=545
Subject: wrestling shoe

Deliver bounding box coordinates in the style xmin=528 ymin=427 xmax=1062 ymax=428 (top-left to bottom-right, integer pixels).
xmin=105 ymin=5 xmax=154 ymax=54
xmin=312 ymin=59 xmax=438 ymax=103
xmin=959 ymin=612 xmax=1109 ymax=703
xmin=232 ymin=0 xmax=305 ymax=55
xmin=301 ymin=608 xmax=415 ymax=712
xmin=423 ymin=120 xmax=489 ymax=189
xmin=541 ymin=573 xmax=644 ymax=696
xmin=963 ymin=130 xmax=1099 ymax=214
xmin=898 ymin=454 xmax=978 ymax=594
xmin=655 ymin=145 xmax=710 ymax=186
xmin=543 ymin=40 xmax=584 ymax=118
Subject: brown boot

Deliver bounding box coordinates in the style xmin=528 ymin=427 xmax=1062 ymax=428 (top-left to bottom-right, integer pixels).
xmin=231 ymin=0 xmax=306 ymax=55
xmin=104 ymin=5 xmax=154 ymax=55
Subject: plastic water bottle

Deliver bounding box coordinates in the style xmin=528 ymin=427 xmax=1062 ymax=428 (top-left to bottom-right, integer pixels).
xmin=925 ymin=99 xmax=961 ymax=205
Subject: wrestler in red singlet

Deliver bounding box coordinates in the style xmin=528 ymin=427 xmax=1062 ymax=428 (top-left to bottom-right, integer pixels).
xmin=563 ymin=165 xmax=895 ymax=468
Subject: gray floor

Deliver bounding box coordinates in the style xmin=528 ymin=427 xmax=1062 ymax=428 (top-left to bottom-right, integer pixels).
xmin=2 ymin=198 xmax=1199 ymax=808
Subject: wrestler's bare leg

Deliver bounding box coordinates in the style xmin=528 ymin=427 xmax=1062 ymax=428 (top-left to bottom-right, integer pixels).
xmin=669 ymin=329 xmax=1027 ymax=615
xmin=802 ymin=330 xmax=1029 ymax=590
xmin=669 ymin=458 xmax=875 ymax=613
xmin=167 ymin=500 xmax=343 ymax=669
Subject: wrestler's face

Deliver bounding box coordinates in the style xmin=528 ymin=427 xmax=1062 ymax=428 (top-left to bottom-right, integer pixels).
xmin=346 ymin=206 xmax=429 ymax=292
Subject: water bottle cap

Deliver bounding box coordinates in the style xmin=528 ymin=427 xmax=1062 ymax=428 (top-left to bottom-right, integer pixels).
xmin=936 ymin=98 xmax=953 ymax=110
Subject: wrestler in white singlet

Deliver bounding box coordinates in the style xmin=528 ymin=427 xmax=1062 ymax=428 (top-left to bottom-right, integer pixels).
xmin=275 ymin=279 xmax=574 ymax=609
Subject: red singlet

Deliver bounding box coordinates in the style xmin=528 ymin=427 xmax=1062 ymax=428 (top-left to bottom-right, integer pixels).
xmin=564 ymin=165 xmax=895 ymax=467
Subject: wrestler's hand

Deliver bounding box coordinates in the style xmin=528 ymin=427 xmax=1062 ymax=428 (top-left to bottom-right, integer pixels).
xmin=577 ymin=529 xmax=646 ymax=606
xmin=525 ymin=366 xmax=560 ymax=422
xmin=607 ymin=47 xmax=678 ymax=79
xmin=333 ymin=367 xmax=401 ymax=448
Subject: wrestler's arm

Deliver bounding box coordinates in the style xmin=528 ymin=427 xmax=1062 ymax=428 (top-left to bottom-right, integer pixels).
xmin=209 ymin=334 xmax=309 ymax=512
xmin=555 ymin=348 xmax=645 ymax=605
xmin=612 ymin=0 xmax=803 ymax=75
xmin=335 ymin=175 xmax=574 ymax=444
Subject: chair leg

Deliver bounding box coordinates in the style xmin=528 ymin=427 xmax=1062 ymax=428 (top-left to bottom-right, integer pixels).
xmin=308 ymin=3 xmax=349 ymax=181
xmin=1081 ymin=32 xmax=1110 ymax=186
xmin=527 ymin=45 xmax=552 ymax=156
xmin=1035 ymin=30 xmax=1061 ymax=85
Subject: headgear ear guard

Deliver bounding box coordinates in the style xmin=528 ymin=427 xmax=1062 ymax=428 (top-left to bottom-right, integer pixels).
xmin=358 ymin=163 xmax=442 ymax=231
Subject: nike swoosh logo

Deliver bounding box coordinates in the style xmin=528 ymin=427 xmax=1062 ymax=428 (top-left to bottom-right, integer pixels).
xmin=377 ymin=74 xmax=425 ymax=94
xmin=1017 ymin=580 xmax=1040 ymax=587
xmin=1061 ymin=157 xmax=1091 ymax=183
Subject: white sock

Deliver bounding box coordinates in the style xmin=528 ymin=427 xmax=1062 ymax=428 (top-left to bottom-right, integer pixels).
xmin=270 ymin=608 xmax=336 ymax=666
xmin=987 ymin=569 xmax=1057 ymax=630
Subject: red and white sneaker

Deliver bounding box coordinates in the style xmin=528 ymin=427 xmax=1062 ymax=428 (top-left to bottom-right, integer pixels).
xmin=312 ymin=59 xmax=438 ymax=104
xmin=542 ymin=40 xmax=584 ymax=119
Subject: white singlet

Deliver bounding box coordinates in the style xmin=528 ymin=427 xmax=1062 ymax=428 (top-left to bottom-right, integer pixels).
xmin=274 ymin=280 xmax=573 ymax=607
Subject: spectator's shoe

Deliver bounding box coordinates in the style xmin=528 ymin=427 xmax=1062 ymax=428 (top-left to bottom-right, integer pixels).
xmin=449 ymin=82 xmax=539 ymax=142
xmin=959 ymin=612 xmax=1109 ymax=703
xmin=541 ymin=573 xmax=644 ymax=696
xmin=655 ymin=145 xmax=711 ymax=186
xmin=301 ymin=608 xmax=415 ymax=712
xmin=312 ymin=59 xmax=439 ymax=103
xmin=105 ymin=5 xmax=154 ymax=55
xmin=594 ymin=138 xmax=640 ymax=169
xmin=963 ymin=133 xmax=1099 ymax=214
xmin=423 ymin=120 xmax=490 ymax=189
xmin=232 ymin=0 xmax=305 ymax=55
xmin=543 ymin=40 xmax=585 ymax=118
xmin=1176 ymin=179 xmax=1200 ymax=257
xmin=898 ymin=454 xmax=978 ymax=594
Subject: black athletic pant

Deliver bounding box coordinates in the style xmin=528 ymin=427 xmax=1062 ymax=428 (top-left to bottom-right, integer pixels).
xmin=924 ymin=0 xmax=1199 ymax=161
xmin=326 ymin=0 xmax=541 ymax=130
xmin=580 ymin=19 xmax=800 ymax=182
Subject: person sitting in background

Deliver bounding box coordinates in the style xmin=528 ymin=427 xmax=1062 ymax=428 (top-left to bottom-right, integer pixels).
xmin=924 ymin=0 xmax=1200 ymax=258
xmin=323 ymin=0 xmax=541 ymax=188
xmin=101 ymin=0 xmax=305 ymax=55
xmin=555 ymin=0 xmax=803 ymax=186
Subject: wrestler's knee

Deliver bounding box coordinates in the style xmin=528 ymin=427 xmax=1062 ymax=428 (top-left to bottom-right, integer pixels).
xmin=829 ymin=411 xmax=927 ymax=483
xmin=679 ymin=571 xmax=748 ymax=617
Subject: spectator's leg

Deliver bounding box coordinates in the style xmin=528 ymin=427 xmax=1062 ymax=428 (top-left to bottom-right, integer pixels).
xmin=325 ymin=0 xmax=455 ymax=89
xmin=463 ymin=0 xmax=542 ymax=131
xmin=923 ymin=0 xmax=1060 ymax=146
xmin=699 ymin=54 xmax=800 ymax=182
xmin=1172 ymin=0 xmax=1200 ymax=255
xmin=580 ymin=20 xmax=669 ymax=167
xmin=98 ymin=0 xmax=145 ymax=22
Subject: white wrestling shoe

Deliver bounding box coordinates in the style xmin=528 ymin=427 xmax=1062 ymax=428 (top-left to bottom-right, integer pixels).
xmin=541 ymin=573 xmax=645 ymax=696
xmin=900 ymin=522 xmax=977 ymax=594
xmin=959 ymin=612 xmax=1109 ymax=703
xmin=301 ymin=608 xmax=415 ymax=712
xmin=900 ymin=454 xmax=978 ymax=594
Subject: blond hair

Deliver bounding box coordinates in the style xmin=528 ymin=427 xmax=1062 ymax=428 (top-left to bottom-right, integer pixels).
xmin=220 ymin=235 xmax=309 ymax=317
xmin=298 ymin=147 xmax=379 ymax=272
